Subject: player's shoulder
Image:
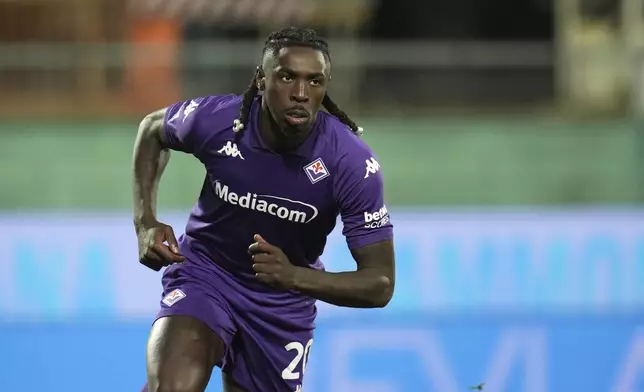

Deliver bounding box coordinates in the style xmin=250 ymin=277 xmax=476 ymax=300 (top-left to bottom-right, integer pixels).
xmin=320 ymin=112 xmax=373 ymax=155
xmin=165 ymin=94 xmax=242 ymax=138
xmin=179 ymin=94 xmax=242 ymax=121
xmin=319 ymin=112 xmax=380 ymax=174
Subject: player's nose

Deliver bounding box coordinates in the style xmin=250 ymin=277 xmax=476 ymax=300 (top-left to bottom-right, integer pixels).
xmin=290 ymin=81 xmax=309 ymax=103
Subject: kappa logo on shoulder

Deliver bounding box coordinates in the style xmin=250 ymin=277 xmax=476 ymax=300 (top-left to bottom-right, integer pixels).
xmin=364 ymin=157 xmax=380 ymax=179
xmin=304 ymin=158 xmax=329 ymax=184
xmin=182 ymin=99 xmax=199 ymax=121
xmin=218 ymin=141 xmax=245 ymax=160
xmin=162 ymin=289 xmax=186 ymax=307
xmin=168 ymin=99 xmax=200 ymax=123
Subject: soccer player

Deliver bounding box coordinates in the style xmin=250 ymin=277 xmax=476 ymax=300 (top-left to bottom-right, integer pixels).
xmin=133 ymin=27 xmax=395 ymax=392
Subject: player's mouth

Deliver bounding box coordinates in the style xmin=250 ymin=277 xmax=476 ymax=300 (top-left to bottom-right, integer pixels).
xmin=284 ymin=108 xmax=309 ymax=126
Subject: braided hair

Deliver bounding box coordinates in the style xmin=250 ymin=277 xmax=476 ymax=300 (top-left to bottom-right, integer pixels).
xmin=232 ymin=27 xmax=363 ymax=137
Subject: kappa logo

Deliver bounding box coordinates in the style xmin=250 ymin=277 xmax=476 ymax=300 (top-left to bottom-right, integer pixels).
xmin=218 ymin=141 xmax=245 ymax=160
xmin=304 ymin=158 xmax=329 ymax=184
xmin=162 ymin=289 xmax=186 ymax=307
xmin=182 ymin=100 xmax=199 ymax=121
xmin=168 ymin=99 xmax=200 ymax=123
xmin=364 ymin=157 xmax=380 ymax=179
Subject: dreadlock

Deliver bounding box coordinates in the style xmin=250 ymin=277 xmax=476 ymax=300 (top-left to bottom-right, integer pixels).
xmin=232 ymin=27 xmax=363 ymax=137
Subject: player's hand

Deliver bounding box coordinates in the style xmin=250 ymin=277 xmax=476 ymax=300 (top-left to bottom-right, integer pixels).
xmin=135 ymin=219 xmax=185 ymax=271
xmin=248 ymin=234 xmax=296 ymax=290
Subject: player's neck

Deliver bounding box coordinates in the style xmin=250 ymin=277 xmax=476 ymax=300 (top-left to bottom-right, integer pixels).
xmin=258 ymin=106 xmax=309 ymax=153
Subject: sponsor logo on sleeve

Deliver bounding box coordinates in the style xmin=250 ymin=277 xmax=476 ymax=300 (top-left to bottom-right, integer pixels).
xmin=364 ymin=205 xmax=390 ymax=228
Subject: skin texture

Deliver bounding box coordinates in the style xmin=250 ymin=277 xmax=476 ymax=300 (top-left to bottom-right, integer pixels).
xmin=133 ymin=45 xmax=394 ymax=392
xmin=145 ymin=316 xmax=221 ymax=392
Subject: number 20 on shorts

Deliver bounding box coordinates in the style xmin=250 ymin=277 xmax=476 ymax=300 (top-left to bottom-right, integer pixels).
xmin=281 ymin=338 xmax=314 ymax=385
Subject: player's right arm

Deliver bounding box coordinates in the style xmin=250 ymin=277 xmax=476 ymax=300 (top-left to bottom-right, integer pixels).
xmin=133 ymin=96 xmax=228 ymax=270
xmin=132 ymin=107 xmax=184 ymax=271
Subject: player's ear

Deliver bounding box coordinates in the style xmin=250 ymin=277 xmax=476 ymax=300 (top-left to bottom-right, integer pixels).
xmin=256 ymin=66 xmax=266 ymax=91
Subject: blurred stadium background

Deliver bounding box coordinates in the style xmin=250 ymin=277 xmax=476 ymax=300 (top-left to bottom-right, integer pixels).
xmin=1 ymin=0 xmax=644 ymax=391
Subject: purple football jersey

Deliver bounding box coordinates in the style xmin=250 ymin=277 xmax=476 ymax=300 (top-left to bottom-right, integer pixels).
xmin=157 ymin=94 xmax=393 ymax=391
xmin=163 ymin=94 xmax=393 ymax=288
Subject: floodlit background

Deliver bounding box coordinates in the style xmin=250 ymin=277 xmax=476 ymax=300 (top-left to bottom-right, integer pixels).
xmin=1 ymin=0 xmax=644 ymax=391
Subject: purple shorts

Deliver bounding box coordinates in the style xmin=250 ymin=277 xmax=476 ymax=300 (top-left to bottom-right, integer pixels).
xmin=155 ymin=258 xmax=317 ymax=392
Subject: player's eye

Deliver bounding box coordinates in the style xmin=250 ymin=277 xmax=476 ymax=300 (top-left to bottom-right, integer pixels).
xmin=281 ymin=75 xmax=293 ymax=83
xmin=309 ymin=79 xmax=322 ymax=86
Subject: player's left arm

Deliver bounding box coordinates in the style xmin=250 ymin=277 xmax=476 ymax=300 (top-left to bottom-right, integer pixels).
xmin=277 ymin=152 xmax=394 ymax=308
xmin=251 ymin=233 xmax=393 ymax=308
xmin=287 ymin=238 xmax=394 ymax=308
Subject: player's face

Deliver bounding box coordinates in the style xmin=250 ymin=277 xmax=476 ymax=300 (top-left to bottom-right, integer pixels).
xmin=261 ymin=46 xmax=329 ymax=139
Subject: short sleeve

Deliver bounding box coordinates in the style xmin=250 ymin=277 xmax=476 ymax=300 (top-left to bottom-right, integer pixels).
xmin=163 ymin=95 xmax=233 ymax=158
xmin=334 ymin=151 xmax=394 ymax=250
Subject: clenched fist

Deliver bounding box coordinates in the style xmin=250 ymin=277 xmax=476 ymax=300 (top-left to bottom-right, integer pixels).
xmin=248 ymin=234 xmax=296 ymax=290
xmin=135 ymin=219 xmax=185 ymax=271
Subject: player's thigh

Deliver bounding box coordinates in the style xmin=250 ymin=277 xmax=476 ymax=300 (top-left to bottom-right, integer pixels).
xmin=146 ymin=315 xmax=224 ymax=392
xmin=223 ymin=327 xmax=315 ymax=392
xmin=148 ymin=262 xmax=238 ymax=391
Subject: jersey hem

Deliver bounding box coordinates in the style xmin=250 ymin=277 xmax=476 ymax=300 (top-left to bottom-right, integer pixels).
xmin=346 ymin=229 xmax=394 ymax=250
